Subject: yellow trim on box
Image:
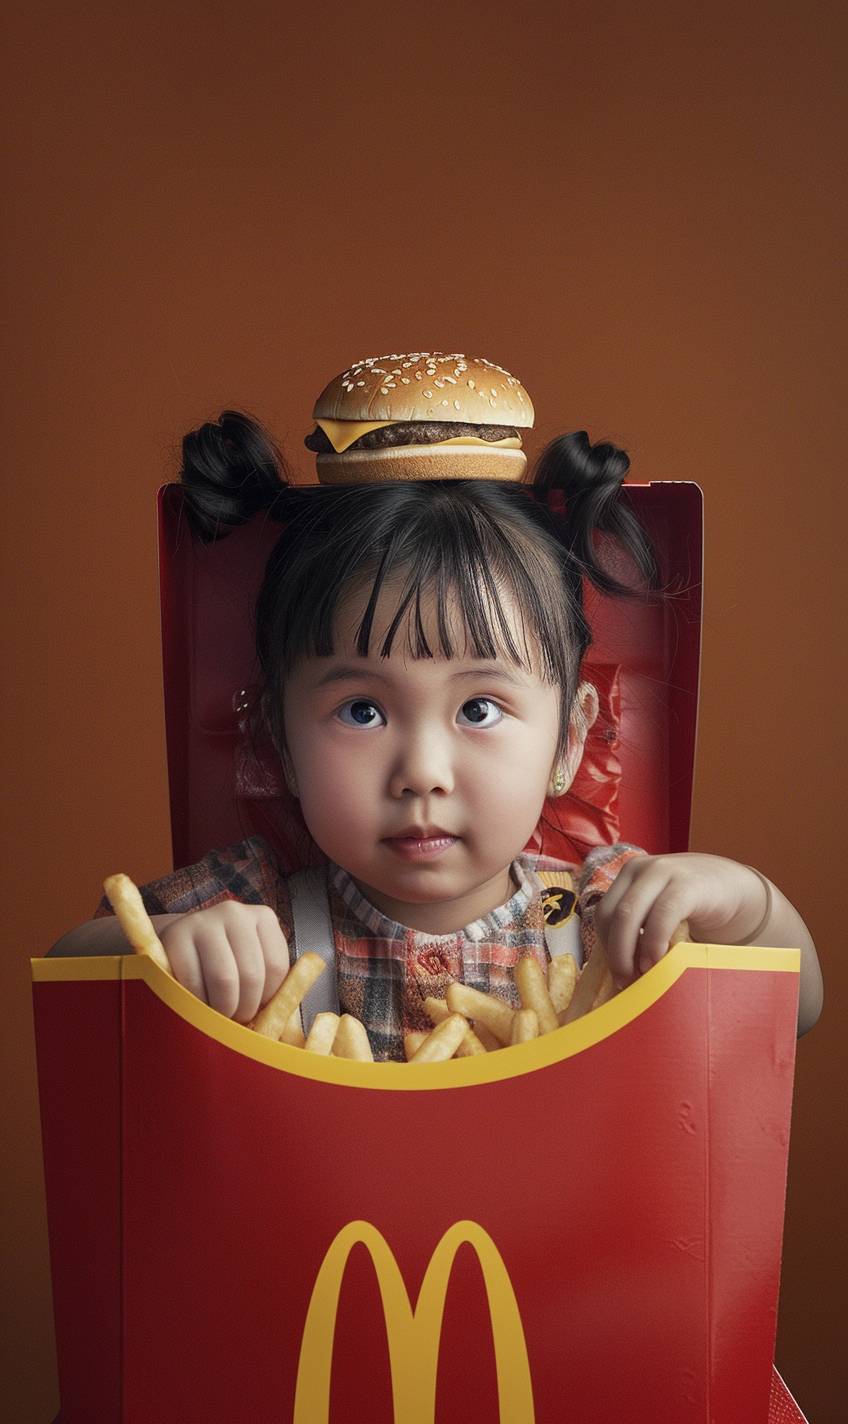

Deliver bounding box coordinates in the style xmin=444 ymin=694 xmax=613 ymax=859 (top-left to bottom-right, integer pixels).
xmin=32 ymin=956 xmax=126 ymax=981
xmin=31 ymin=943 xmax=800 ymax=1091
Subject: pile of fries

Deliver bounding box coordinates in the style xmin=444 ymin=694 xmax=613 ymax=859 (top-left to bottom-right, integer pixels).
xmin=104 ymin=872 xmax=674 ymax=1065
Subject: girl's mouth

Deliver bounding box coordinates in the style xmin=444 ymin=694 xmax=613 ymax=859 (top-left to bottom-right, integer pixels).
xmin=383 ymin=835 xmax=459 ymax=860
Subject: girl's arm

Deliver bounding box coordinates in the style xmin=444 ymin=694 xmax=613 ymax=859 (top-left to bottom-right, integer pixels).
xmin=594 ymin=854 xmax=824 ymax=1037
xmin=46 ymin=914 xmax=186 ymax=957
xmin=714 ymin=873 xmax=824 ymax=1038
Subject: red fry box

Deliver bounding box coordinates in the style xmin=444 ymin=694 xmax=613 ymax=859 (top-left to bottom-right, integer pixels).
xmin=32 ymin=941 xmax=807 ymax=1423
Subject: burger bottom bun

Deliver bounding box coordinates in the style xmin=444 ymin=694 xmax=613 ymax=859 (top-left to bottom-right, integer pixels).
xmin=315 ymin=444 xmax=528 ymax=485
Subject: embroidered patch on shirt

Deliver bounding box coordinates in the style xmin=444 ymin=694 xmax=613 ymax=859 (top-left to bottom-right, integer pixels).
xmin=541 ymin=881 xmax=577 ymax=927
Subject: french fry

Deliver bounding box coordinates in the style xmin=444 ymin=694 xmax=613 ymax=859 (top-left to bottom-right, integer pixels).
xmin=560 ymin=942 xmax=612 ymax=1025
xmin=510 ymin=1008 xmax=539 ymax=1045
xmin=515 ymin=955 xmax=559 ymax=1035
xmin=591 ymin=965 xmax=616 ymax=1009
xmin=280 ymin=1010 xmax=306 ymax=1048
xmin=423 ymin=995 xmax=489 ymax=1057
xmin=404 ymin=1030 xmax=430 ymax=1061
xmin=473 ymin=1023 xmax=504 ymax=1053
xmin=250 ymin=952 xmax=326 ymax=1040
xmin=446 ymin=982 xmax=515 ymax=1045
xmin=332 ymin=1014 xmax=374 ymax=1061
xmin=409 ymin=1013 xmax=468 ymax=1063
xmin=102 ymin=873 xmax=171 ymax=975
xmin=304 ymin=1011 xmax=340 ymax=1055
xmin=547 ymin=954 xmax=578 ymax=1014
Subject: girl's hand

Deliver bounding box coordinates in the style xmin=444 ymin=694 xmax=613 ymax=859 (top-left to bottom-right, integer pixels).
xmin=594 ymin=853 xmax=769 ymax=989
xmin=159 ymin=902 xmax=290 ymax=1023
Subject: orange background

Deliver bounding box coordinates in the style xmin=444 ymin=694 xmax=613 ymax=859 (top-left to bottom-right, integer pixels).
xmin=2 ymin=3 xmax=845 ymax=1420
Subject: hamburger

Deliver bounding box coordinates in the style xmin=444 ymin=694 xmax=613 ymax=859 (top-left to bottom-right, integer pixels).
xmin=304 ymin=351 xmax=535 ymax=483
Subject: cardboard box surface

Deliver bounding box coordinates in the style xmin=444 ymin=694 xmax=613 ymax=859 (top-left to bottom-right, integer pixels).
xmin=32 ymin=943 xmax=802 ymax=1423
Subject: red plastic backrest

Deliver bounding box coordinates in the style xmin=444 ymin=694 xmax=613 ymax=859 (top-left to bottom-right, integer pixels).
xmin=157 ymin=482 xmax=702 ymax=871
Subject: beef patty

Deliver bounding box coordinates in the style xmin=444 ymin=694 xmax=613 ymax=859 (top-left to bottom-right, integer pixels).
xmin=304 ymin=421 xmax=519 ymax=453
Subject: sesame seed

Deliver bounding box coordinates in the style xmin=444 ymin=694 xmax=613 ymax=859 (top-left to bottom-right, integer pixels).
xmin=467 ymin=379 xmax=476 ymax=389
xmin=380 ymin=388 xmax=389 ymax=395
xmin=423 ymin=390 xmax=433 ymax=398
xmin=454 ymin=399 xmax=461 ymax=410
xmin=415 ymin=371 xmax=423 ymax=380
xmin=401 ymin=377 xmax=410 ymax=384
xmin=357 ymin=380 xmax=366 ymax=386
xmin=441 ymin=399 xmax=448 ymax=406
xmin=434 ymin=379 xmax=445 ymax=388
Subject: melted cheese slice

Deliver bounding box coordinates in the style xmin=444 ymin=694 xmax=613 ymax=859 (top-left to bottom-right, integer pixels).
xmin=315 ymin=418 xmax=521 ymax=454
xmin=435 ymin=436 xmax=521 ymax=448
xmin=315 ymin=419 xmax=394 ymax=452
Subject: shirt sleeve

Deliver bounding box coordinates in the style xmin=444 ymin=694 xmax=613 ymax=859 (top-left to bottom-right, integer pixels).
xmin=91 ymin=835 xmax=293 ymax=941
xmin=576 ymin=843 xmax=647 ymax=965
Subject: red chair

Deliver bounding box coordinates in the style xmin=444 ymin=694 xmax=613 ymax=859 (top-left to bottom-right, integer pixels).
xmin=34 ymin=479 xmax=808 ymax=1421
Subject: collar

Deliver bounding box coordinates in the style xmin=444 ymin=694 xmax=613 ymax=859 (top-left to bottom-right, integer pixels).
xmin=326 ymin=853 xmax=545 ymax=944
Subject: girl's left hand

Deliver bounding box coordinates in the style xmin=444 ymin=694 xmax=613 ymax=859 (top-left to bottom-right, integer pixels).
xmin=594 ymin=853 xmax=768 ymax=989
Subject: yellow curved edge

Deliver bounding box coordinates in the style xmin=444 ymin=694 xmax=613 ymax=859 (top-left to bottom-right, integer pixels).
xmin=31 ymin=943 xmax=800 ymax=1092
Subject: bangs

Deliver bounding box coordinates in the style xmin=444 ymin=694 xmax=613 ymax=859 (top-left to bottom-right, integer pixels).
xmin=295 ymin=504 xmax=570 ymax=689
xmin=351 ymin=555 xmax=551 ymax=679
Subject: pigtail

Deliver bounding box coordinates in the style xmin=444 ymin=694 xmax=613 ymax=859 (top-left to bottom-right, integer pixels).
xmin=179 ymin=409 xmax=296 ymax=543
xmin=531 ymin=431 xmax=661 ymax=596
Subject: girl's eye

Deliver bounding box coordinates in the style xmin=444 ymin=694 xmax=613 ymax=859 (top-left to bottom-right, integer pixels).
xmin=337 ymin=699 xmax=385 ymax=728
xmin=335 ymin=697 xmax=504 ymax=729
xmin=458 ymin=697 xmax=504 ymax=727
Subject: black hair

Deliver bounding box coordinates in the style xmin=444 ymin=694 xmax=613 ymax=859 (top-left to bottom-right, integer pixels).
xmin=179 ymin=409 xmax=664 ymax=818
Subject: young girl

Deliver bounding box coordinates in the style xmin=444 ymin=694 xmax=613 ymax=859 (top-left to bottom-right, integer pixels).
xmin=49 ymin=410 xmax=823 ymax=1056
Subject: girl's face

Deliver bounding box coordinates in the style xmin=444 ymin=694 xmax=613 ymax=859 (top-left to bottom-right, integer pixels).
xmin=281 ymin=573 xmax=584 ymax=934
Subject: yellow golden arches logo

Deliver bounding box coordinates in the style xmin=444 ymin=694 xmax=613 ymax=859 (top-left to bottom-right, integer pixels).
xmin=294 ymin=1219 xmax=536 ymax=1424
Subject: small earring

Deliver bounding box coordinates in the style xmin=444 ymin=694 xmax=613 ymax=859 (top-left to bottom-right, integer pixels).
xmin=551 ymin=767 xmax=566 ymax=795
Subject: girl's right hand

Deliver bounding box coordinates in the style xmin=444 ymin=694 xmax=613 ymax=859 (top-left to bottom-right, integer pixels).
xmin=159 ymin=902 xmax=290 ymax=1024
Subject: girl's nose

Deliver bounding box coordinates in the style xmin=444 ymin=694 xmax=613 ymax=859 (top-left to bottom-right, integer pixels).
xmin=388 ymin=741 xmax=455 ymax=799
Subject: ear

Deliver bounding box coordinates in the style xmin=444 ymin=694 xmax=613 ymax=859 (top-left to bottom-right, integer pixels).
xmin=552 ymin=681 xmax=599 ymax=795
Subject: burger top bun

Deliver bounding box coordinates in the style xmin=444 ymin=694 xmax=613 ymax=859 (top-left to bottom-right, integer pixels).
xmin=309 ymin=352 xmax=535 ymax=484
xmin=314 ymin=352 xmax=535 ymax=426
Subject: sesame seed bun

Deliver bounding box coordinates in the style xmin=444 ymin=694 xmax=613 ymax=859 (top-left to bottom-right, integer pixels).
xmin=309 ymin=351 xmax=535 ymax=483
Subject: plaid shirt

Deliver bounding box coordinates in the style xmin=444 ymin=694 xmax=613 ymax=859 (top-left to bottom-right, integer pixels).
xmin=94 ymin=836 xmax=645 ymax=1062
